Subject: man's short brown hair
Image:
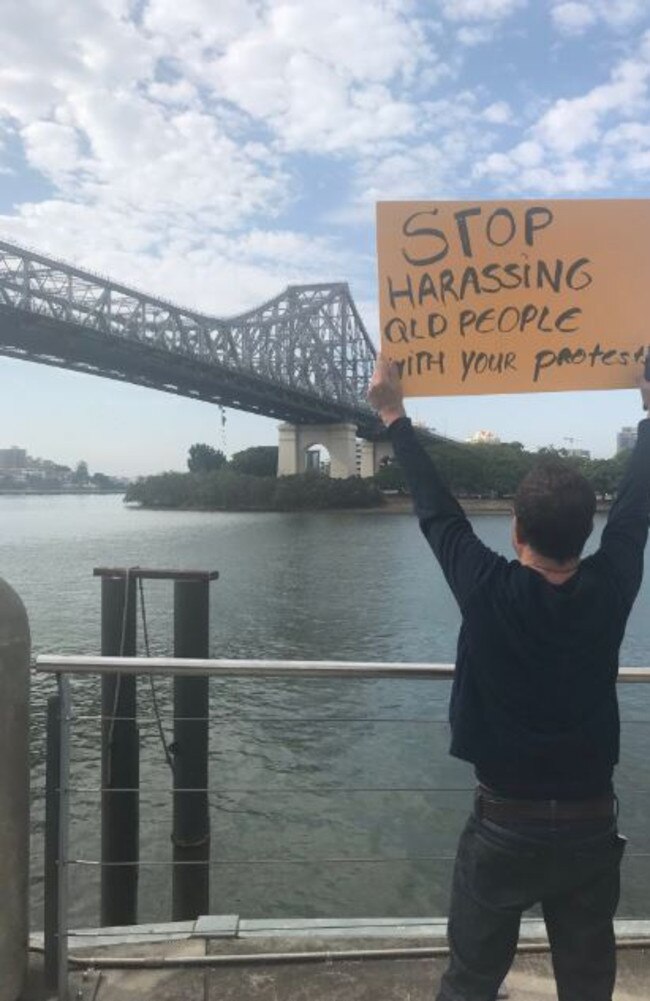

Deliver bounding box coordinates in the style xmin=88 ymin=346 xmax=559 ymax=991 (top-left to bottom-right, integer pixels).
xmin=514 ymin=459 xmax=596 ymax=562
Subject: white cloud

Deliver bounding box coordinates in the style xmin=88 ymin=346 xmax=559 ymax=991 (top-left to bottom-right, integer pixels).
xmin=0 ymin=1 xmax=295 ymax=239
xmin=550 ymin=3 xmax=597 ymax=34
xmin=483 ymin=101 xmax=513 ymax=124
xmin=162 ymin=0 xmax=438 ymax=154
xmin=146 ymin=80 xmax=200 ymax=109
xmin=21 ymin=120 xmax=83 ymax=180
xmin=476 ymin=34 xmax=650 ymax=192
xmin=535 ymin=56 xmax=649 ymax=154
xmin=0 ymin=1 xmax=155 ymax=124
xmin=0 ymin=199 xmax=361 ymax=315
xmin=440 ymin=0 xmax=525 ymax=22
xmin=343 ymin=92 xmax=505 ymax=216
xmin=437 ymin=0 xmax=524 ymax=47
xmin=10 ymin=0 xmax=643 ymax=338
xmin=550 ymin=0 xmax=649 ymax=35
xmin=143 ymin=0 xmax=259 ymax=47
xmin=457 ymin=25 xmax=496 ymax=45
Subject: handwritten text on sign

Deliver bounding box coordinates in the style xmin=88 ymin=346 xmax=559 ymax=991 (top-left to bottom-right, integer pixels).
xmin=376 ymin=200 xmax=650 ymax=396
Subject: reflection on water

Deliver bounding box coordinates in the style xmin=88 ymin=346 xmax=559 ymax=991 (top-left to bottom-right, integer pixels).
xmin=2 ymin=494 xmax=649 ymax=926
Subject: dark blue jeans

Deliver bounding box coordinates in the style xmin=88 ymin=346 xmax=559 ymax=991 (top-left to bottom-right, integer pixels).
xmin=436 ymin=807 xmax=627 ymax=1001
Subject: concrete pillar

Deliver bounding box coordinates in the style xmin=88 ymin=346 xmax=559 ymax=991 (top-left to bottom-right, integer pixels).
xmin=0 ymin=578 xmax=30 ymax=1001
xmin=277 ymin=423 xmax=359 ymax=478
xmin=359 ymin=439 xmax=395 ymax=478
xmin=277 ymin=423 xmax=299 ymax=476
xmin=318 ymin=424 xmax=357 ymax=479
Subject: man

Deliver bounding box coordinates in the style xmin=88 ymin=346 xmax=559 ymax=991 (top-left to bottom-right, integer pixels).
xmin=368 ymin=356 xmax=650 ymax=1001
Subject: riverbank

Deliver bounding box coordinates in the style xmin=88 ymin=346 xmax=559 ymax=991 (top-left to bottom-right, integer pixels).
xmin=373 ymin=495 xmax=612 ymax=515
xmin=123 ymin=493 xmax=613 ymax=515
xmin=379 ymin=495 xmax=514 ymax=515
xmin=0 ymin=488 xmax=125 ymax=496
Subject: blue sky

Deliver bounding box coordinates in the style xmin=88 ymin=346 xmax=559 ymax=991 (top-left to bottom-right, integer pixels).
xmin=1 ymin=0 xmax=650 ymax=475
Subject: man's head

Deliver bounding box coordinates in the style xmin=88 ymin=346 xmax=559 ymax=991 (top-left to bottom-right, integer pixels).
xmin=513 ymin=459 xmax=596 ymax=564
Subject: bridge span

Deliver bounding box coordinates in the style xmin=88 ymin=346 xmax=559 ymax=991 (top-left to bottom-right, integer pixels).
xmin=0 ymin=240 xmax=380 ymax=428
xmin=0 ymin=240 xmax=447 ymax=475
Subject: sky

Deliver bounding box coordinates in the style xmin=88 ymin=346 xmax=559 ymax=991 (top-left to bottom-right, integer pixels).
xmin=2 ymin=0 xmax=650 ymax=475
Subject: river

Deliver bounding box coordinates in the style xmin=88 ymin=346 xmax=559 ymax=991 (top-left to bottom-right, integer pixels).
xmin=2 ymin=493 xmax=649 ymax=928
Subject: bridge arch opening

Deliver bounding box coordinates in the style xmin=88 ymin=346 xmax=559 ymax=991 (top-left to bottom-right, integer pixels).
xmin=305 ymin=444 xmax=331 ymax=476
xmin=278 ymin=423 xmax=358 ymax=479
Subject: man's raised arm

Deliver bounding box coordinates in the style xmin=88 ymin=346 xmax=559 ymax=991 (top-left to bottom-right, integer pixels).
xmin=368 ymin=358 xmax=500 ymax=607
xmin=599 ymin=373 xmax=650 ymax=606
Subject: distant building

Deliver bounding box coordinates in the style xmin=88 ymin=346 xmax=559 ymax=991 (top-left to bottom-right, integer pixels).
xmin=617 ymin=427 xmax=638 ymax=453
xmin=0 ymin=447 xmax=27 ymax=470
xmin=566 ymin=448 xmax=591 ymax=460
xmin=468 ymin=430 xmax=501 ymax=445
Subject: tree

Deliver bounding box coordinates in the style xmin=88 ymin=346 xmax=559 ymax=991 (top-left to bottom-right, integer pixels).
xmin=73 ymin=460 xmax=89 ymax=484
xmin=187 ymin=443 xmax=227 ymax=473
xmin=230 ymin=445 xmax=278 ymax=477
xmin=374 ymin=459 xmax=407 ymax=492
xmin=92 ymin=472 xmax=116 ymax=490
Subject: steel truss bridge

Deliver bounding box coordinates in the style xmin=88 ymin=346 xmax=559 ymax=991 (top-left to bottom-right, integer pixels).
xmin=0 ymin=240 xmax=382 ymax=437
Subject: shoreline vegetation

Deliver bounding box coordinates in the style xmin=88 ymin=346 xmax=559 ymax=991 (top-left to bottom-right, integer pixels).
xmin=124 ymin=439 xmax=622 ymax=514
xmin=125 ymin=469 xmax=384 ymax=512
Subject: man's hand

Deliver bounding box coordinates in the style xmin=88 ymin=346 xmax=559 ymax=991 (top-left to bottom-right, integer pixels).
xmin=641 ymin=352 xmax=650 ymax=411
xmin=368 ymin=355 xmax=406 ymax=427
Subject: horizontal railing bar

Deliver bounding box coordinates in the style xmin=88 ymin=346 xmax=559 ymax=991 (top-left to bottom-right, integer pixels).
xmin=30 ymin=713 xmax=650 ymax=725
xmin=93 ymin=567 xmax=220 ymax=582
xmin=52 ymin=715 xmax=450 ymax=724
xmin=63 ymin=851 xmax=650 ymax=867
xmin=35 ymin=657 xmax=453 ymax=677
xmin=35 ymin=656 xmax=650 ymax=681
xmin=50 ymin=786 xmax=472 ymax=795
xmin=69 ymin=855 xmax=458 ymax=866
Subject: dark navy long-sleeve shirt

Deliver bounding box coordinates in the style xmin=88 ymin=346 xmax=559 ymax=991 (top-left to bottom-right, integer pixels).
xmin=388 ymin=416 xmax=650 ymax=800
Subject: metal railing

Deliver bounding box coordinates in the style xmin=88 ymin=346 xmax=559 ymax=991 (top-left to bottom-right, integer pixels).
xmin=36 ymin=656 xmax=650 ymax=1000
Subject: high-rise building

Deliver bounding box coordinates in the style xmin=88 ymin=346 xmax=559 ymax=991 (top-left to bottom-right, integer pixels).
xmin=617 ymin=427 xmax=638 ymax=453
xmin=0 ymin=447 xmax=27 ymax=470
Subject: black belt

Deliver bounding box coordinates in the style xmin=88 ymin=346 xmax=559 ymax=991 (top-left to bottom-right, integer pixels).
xmin=476 ymin=786 xmax=616 ymax=823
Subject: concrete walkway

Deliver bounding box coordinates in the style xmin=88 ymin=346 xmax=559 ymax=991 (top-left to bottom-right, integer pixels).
xmin=26 ymin=918 xmax=650 ymax=1000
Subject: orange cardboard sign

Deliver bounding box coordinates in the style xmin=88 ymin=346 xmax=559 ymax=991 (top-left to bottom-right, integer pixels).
xmin=376 ymin=199 xmax=650 ymax=396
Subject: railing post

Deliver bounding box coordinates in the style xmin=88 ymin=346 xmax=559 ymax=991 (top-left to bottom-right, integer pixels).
xmin=172 ymin=577 xmax=211 ymax=920
xmin=0 ymin=578 xmax=30 ymax=1001
xmin=44 ymin=694 xmax=61 ymax=992
xmin=99 ymin=572 xmax=139 ymax=927
xmin=57 ymin=676 xmax=71 ymax=1001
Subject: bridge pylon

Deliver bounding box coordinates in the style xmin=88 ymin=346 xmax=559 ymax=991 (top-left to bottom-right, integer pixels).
xmin=358 ymin=439 xmax=395 ymax=478
xmin=278 ymin=424 xmax=395 ymax=479
xmin=278 ymin=423 xmax=359 ymax=478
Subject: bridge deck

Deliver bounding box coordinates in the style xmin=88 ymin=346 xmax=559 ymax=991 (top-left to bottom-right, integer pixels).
xmin=0 ymin=240 xmax=381 ymax=433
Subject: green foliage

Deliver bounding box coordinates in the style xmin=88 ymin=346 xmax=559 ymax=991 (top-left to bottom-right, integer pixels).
xmin=190 ymin=469 xmax=275 ymax=509
xmin=187 ymin=443 xmax=227 ymax=473
xmin=273 ymin=474 xmax=382 ymax=511
xmin=91 ymin=472 xmax=120 ymax=490
xmin=125 ymin=472 xmax=194 ymax=507
xmin=579 ymin=450 xmax=628 ymax=498
xmin=126 ymin=469 xmax=382 ymax=511
xmin=230 ymin=445 xmax=278 ymax=477
xmin=73 ymin=460 xmax=90 ymax=484
xmin=403 ymin=436 xmax=628 ymax=499
xmin=373 ymin=460 xmax=407 ymax=492
xmin=129 ymin=434 xmax=632 ymax=512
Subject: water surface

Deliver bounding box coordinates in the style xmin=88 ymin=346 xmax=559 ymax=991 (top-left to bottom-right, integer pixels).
xmin=2 ymin=495 xmax=649 ymax=926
